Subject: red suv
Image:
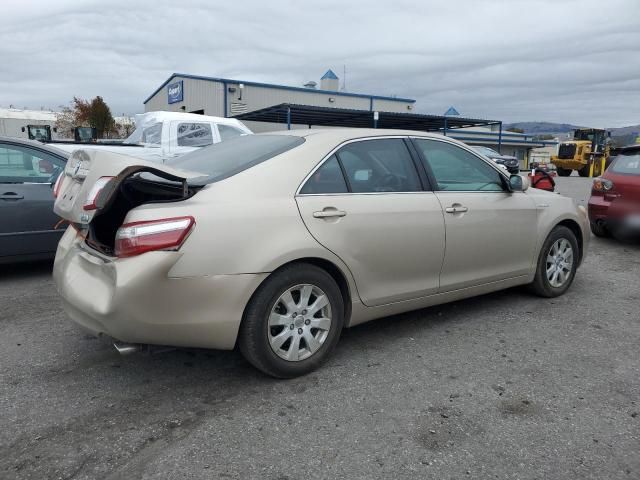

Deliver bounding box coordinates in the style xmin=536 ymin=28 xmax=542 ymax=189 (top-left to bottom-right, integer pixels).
xmin=588 ymin=145 xmax=640 ymax=239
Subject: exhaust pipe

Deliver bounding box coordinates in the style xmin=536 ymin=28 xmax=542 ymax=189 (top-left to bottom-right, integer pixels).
xmin=113 ymin=341 xmax=141 ymax=355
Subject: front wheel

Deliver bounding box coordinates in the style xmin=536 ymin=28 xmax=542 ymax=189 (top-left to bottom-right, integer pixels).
xmin=238 ymin=263 xmax=344 ymax=378
xmin=556 ymin=167 xmax=572 ymax=177
xmin=578 ymin=165 xmax=591 ymax=177
xmin=530 ymin=226 xmax=579 ymax=297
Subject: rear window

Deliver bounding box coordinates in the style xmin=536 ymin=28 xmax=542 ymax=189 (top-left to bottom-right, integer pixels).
xmin=610 ymin=152 xmax=640 ymax=175
xmin=169 ymin=134 xmax=305 ymax=184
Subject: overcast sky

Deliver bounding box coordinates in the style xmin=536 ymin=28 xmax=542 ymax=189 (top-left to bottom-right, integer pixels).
xmin=1 ymin=0 xmax=638 ymax=126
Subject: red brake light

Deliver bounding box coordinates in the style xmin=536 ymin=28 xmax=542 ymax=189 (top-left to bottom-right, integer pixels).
xmin=114 ymin=216 xmax=195 ymax=257
xmin=53 ymin=174 xmax=65 ymax=198
xmin=83 ymin=177 xmax=114 ymax=210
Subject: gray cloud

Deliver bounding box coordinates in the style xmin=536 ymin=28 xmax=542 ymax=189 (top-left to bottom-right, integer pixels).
xmin=1 ymin=0 xmax=638 ymax=126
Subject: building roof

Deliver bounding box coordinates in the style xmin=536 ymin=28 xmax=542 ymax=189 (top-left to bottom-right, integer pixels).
xmin=0 ymin=108 xmax=58 ymax=121
xmin=321 ymin=69 xmax=339 ymax=80
xmin=144 ymin=73 xmax=416 ymax=105
xmin=233 ymin=103 xmax=500 ymax=131
xmin=446 ymin=128 xmax=558 ymax=147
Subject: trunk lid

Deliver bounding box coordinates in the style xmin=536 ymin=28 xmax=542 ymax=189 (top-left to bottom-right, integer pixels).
xmin=54 ymin=149 xmax=206 ymax=225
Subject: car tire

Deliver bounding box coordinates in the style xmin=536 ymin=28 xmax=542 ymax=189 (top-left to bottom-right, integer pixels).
xmin=578 ymin=166 xmax=590 ymax=177
xmin=589 ymin=221 xmax=610 ymax=238
xmin=238 ymin=263 xmax=344 ymax=378
xmin=530 ymin=226 xmax=579 ymax=298
xmin=556 ymin=167 xmax=572 ymax=177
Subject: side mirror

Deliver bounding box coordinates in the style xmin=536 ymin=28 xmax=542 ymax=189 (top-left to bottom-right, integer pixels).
xmin=509 ymin=174 xmax=528 ymax=192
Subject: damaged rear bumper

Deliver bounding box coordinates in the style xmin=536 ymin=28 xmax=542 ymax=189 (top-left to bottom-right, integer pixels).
xmin=53 ymin=227 xmax=267 ymax=350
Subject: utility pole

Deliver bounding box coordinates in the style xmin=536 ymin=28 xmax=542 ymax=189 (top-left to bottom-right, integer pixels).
xmin=342 ymin=65 xmax=346 ymax=91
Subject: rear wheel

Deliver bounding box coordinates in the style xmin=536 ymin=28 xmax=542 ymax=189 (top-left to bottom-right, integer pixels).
xmin=556 ymin=167 xmax=572 ymax=177
xmin=530 ymin=226 xmax=579 ymax=297
xmin=238 ymin=263 xmax=344 ymax=378
xmin=590 ymin=221 xmax=610 ymax=238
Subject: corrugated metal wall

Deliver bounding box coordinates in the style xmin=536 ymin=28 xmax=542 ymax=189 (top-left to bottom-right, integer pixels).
xmin=371 ymin=98 xmax=413 ymax=113
xmin=145 ymin=76 xmax=225 ymax=116
xmin=144 ymin=77 xmax=415 ymax=126
xmin=232 ymin=84 xmax=369 ymax=111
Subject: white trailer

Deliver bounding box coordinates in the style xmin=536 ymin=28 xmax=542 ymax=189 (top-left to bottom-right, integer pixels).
xmin=0 ymin=108 xmax=62 ymax=140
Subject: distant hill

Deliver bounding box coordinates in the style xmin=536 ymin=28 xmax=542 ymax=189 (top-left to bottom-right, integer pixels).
xmin=505 ymin=122 xmax=640 ymax=145
xmin=504 ymin=122 xmax=583 ymax=135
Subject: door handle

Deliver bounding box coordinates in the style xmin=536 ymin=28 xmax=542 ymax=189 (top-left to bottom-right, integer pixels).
xmin=445 ymin=205 xmax=468 ymax=214
xmin=0 ymin=193 xmax=24 ymax=201
xmin=313 ymin=209 xmax=347 ymax=218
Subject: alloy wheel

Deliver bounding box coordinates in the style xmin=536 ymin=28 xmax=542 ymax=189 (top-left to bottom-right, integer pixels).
xmin=546 ymin=238 xmax=574 ymax=288
xmin=268 ymin=284 xmax=332 ymax=362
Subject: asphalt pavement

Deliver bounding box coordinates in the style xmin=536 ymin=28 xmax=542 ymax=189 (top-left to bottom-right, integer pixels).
xmin=1 ymin=176 xmax=638 ymax=480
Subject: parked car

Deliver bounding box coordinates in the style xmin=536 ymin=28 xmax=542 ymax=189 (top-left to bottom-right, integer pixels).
xmin=588 ymin=144 xmax=640 ymax=239
xmin=529 ymin=160 xmax=555 ymax=173
xmin=53 ymin=130 xmax=589 ymax=377
xmin=0 ymin=137 xmax=68 ymax=264
xmin=52 ymin=111 xmax=252 ymax=162
xmin=470 ymin=145 xmax=520 ymax=174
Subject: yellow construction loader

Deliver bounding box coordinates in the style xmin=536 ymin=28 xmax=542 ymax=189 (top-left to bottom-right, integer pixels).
xmin=551 ymin=128 xmax=611 ymax=177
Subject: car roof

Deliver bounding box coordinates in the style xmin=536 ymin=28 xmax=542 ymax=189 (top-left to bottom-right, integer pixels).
xmin=0 ymin=136 xmax=70 ymax=159
xmin=620 ymin=144 xmax=640 ymax=153
xmin=138 ymin=111 xmax=248 ymax=128
xmin=256 ymin=128 xmax=450 ymax=143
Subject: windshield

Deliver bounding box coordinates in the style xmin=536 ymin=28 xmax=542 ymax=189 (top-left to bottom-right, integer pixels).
xmin=573 ymin=129 xmax=606 ymax=144
xmin=169 ymin=134 xmax=305 ymax=184
xmin=610 ymin=152 xmax=640 ymax=175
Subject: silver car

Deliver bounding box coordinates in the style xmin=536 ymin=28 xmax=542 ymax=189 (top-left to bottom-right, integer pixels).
xmin=53 ymin=129 xmax=589 ymax=377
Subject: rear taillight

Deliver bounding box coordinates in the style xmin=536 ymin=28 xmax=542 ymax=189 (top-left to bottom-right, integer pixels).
xmin=53 ymin=174 xmax=65 ymax=198
xmin=114 ymin=216 xmax=195 ymax=257
xmin=83 ymin=177 xmax=115 ymax=210
xmin=592 ymin=177 xmax=614 ymax=192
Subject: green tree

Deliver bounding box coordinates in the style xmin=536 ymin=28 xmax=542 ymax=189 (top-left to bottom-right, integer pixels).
xmin=86 ymin=96 xmax=115 ymax=138
xmin=55 ymin=96 xmax=116 ymax=139
xmin=506 ymin=127 xmax=524 ymax=133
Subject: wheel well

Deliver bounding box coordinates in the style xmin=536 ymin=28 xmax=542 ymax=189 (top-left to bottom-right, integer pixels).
xmin=275 ymin=258 xmax=353 ymax=326
xmin=556 ymin=219 xmax=584 ymax=265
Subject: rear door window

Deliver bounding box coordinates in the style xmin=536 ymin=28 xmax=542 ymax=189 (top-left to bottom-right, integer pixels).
xmin=300 ymin=155 xmax=348 ymax=194
xmin=336 ymin=139 xmax=421 ymax=193
xmin=0 ymin=144 xmax=65 ymax=183
xmin=177 ymin=123 xmax=214 ymax=147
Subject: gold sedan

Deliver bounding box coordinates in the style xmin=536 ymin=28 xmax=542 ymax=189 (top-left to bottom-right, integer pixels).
xmin=53 ymin=129 xmax=589 ymax=377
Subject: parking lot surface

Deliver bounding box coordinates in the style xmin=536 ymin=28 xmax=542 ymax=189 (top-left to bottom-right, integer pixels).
xmin=1 ymin=176 xmax=638 ymax=480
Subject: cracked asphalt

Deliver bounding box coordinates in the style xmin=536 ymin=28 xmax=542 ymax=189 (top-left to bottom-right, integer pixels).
xmin=1 ymin=176 xmax=638 ymax=479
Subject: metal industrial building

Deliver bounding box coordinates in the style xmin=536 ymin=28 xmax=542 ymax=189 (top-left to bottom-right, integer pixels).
xmin=144 ymin=70 xmax=416 ymax=132
xmin=144 ymin=70 xmax=556 ymax=168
